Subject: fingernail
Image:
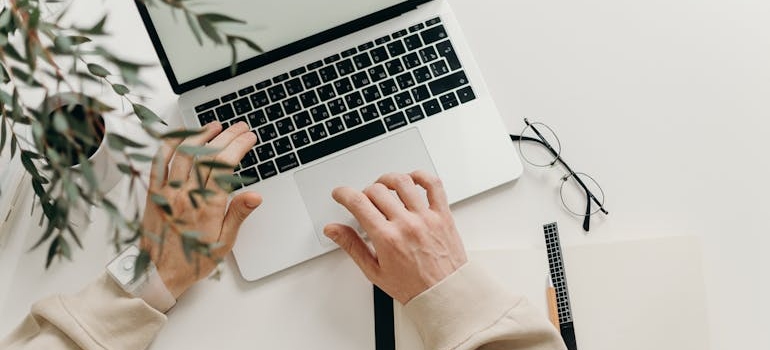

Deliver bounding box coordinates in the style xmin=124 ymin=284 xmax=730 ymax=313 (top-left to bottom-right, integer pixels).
xmin=246 ymin=198 xmax=260 ymax=209
xmin=324 ymin=228 xmax=339 ymax=240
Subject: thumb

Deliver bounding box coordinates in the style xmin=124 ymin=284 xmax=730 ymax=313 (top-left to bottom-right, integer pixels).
xmin=324 ymin=223 xmax=379 ymax=281
xmin=219 ymin=192 xmax=262 ymax=251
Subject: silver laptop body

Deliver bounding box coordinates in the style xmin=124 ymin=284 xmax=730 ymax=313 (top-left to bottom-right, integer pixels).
xmin=137 ymin=0 xmax=522 ymax=281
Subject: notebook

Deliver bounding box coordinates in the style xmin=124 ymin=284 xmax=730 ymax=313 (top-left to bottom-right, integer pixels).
xmin=394 ymin=236 xmax=710 ymax=350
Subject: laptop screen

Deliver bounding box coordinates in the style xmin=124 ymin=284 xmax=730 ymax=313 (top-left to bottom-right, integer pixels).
xmin=143 ymin=0 xmax=406 ymax=90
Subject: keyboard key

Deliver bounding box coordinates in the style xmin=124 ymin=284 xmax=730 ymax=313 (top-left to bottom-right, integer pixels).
xmin=250 ymin=90 xmax=269 ymax=109
xmin=359 ymin=104 xmax=380 ymax=122
xmin=195 ymin=99 xmax=219 ymax=113
xmin=392 ymin=29 xmax=408 ymax=39
xmin=290 ymin=130 xmax=311 ymax=148
xmin=336 ymin=59 xmax=355 ymax=76
xmin=197 ymin=110 xmax=216 ymax=125
xmin=387 ymin=40 xmax=406 ymax=57
xmin=421 ymin=24 xmax=447 ymax=45
xmin=409 ymin=23 xmax=425 ymax=33
xmin=299 ymin=90 xmax=320 ymax=109
xmin=302 ymin=71 xmax=322 ymax=89
xmin=411 ymin=84 xmax=431 ymax=103
xmin=268 ymin=85 xmax=287 ymax=102
xmin=405 ymin=106 xmax=425 ymax=122
xmin=275 ymin=117 xmax=296 ymax=135
xmin=215 ymin=104 xmax=235 ymax=121
xmin=353 ymin=52 xmax=373 ymax=69
xmin=285 ymin=78 xmax=304 ymax=96
xmin=265 ymin=103 xmax=285 ymax=121
xmin=247 ymin=110 xmax=268 ymax=128
xmin=384 ymin=111 xmax=407 ymax=131
xmin=402 ymin=52 xmax=421 ymax=69
xmin=240 ymin=166 xmax=260 ymax=186
xmin=238 ymin=86 xmax=255 ymax=96
xmin=375 ymin=35 xmax=391 ymax=45
xmin=308 ymin=124 xmax=328 ymax=141
xmin=221 ymin=93 xmax=237 ymax=103
xmin=221 ymin=121 xmax=230 ymax=129
xmin=379 ymin=78 xmax=399 ymax=96
xmin=396 ymin=72 xmax=416 ymax=90
xmin=240 ymin=149 xmax=258 ymax=168
xmin=377 ymin=97 xmax=397 ymax=116
xmin=273 ymin=73 xmax=289 ymax=84
xmin=258 ymin=161 xmax=278 ymax=179
xmin=256 ymin=143 xmax=276 ymax=162
xmin=310 ymin=105 xmax=331 ymax=122
xmin=413 ymin=66 xmax=432 ymax=84
xmin=422 ymin=98 xmax=442 ymax=116
xmin=342 ymin=110 xmax=363 ymax=128
xmin=258 ymin=124 xmax=278 ymax=142
xmin=319 ymin=65 xmax=338 ymax=83
xmin=430 ymin=60 xmax=450 ymax=77
xmin=419 ymin=46 xmax=439 ymax=63
xmin=358 ymin=41 xmax=375 ymax=51
xmin=333 ymin=77 xmax=353 ymax=95
xmin=293 ymin=111 xmax=313 ymax=129
xmin=351 ymin=71 xmax=371 ymax=88
xmin=456 ymin=86 xmax=476 ymax=104
xmin=325 ymin=117 xmax=345 ymax=135
xmin=344 ymin=91 xmax=364 ymax=109
xmin=275 ymin=153 xmax=300 ymax=172
xmin=317 ymin=84 xmax=337 ymax=101
xmin=307 ymin=60 xmax=324 ymax=70
xmin=370 ymin=46 xmax=389 ymax=63
xmin=255 ymin=79 xmax=272 ymax=90
xmin=428 ymin=70 xmax=469 ymax=96
xmin=425 ymin=17 xmax=442 ymax=27
xmin=233 ymin=97 xmax=253 ymax=115
xmin=368 ymin=65 xmax=388 ymax=83
xmin=327 ymin=98 xmax=347 ymax=116
xmin=341 ymin=48 xmax=358 ymax=58
xmin=436 ymin=40 xmax=462 ymax=71
xmin=298 ymin=120 xmax=386 ymax=164
xmin=273 ymin=136 xmax=293 ymax=155
xmin=385 ymin=59 xmax=405 ymax=75
xmin=324 ymin=54 xmax=341 ymax=64
xmin=439 ymin=92 xmax=459 ymax=110
xmin=290 ymin=67 xmax=307 ymax=77
xmin=362 ymin=85 xmax=381 ymax=103
xmin=282 ymin=97 xmax=302 ymax=115
xmin=394 ymin=91 xmax=414 ymax=109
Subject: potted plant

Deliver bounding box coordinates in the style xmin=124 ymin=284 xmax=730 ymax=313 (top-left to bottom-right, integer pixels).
xmin=0 ymin=0 xmax=260 ymax=271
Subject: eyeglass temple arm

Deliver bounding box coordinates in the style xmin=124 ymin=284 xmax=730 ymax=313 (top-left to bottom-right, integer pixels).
xmin=509 ymin=134 xmax=609 ymax=215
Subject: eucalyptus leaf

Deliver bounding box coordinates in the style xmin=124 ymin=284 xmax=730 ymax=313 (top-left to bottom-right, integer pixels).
xmin=197 ymin=160 xmax=233 ymax=169
xmin=132 ymin=249 xmax=151 ymax=282
xmin=184 ymin=10 xmax=203 ymax=45
xmin=132 ymin=103 xmax=166 ymax=125
xmin=45 ymin=235 xmax=61 ymax=269
xmin=111 ymin=83 xmax=129 ymax=96
xmin=161 ymin=129 xmax=203 ymax=139
xmin=177 ymin=145 xmax=218 ymax=156
xmin=106 ymin=133 xmax=146 ymax=150
xmin=127 ymin=153 xmax=153 ymax=162
xmin=197 ymin=16 xmax=221 ymax=44
xmin=199 ymin=13 xmax=245 ymax=24
xmin=150 ymin=193 xmax=173 ymax=215
xmin=86 ymin=63 xmax=110 ymax=77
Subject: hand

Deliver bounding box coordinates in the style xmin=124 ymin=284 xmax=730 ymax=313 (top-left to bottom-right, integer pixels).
xmin=141 ymin=121 xmax=262 ymax=299
xmin=324 ymin=171 xmax=468 ymax=304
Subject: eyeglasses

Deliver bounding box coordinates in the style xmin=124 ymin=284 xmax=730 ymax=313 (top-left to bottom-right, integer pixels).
xmin=510 ymin=118 xmax=608 ymax=232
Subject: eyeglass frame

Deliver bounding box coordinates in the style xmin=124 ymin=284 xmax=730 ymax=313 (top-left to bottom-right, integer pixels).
xmin=509 ymin=118 xmax=608 ymax=232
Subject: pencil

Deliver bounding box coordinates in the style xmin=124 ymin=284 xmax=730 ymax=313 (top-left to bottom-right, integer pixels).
xmin=547 ymin=274 xmax=559 ymax=329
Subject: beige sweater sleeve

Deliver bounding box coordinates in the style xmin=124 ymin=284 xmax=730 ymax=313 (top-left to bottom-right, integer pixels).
xmin=0 ymin=273 xmax=167 ymax=350
xmin=403 ymin=262 xmax=567 ymax=350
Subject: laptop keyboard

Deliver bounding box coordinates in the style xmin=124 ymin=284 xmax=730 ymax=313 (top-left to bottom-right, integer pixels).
xmin=194 ymin=17 xmax=477 ymax=188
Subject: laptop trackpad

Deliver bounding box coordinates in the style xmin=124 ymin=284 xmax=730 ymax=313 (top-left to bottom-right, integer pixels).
xmin=294 ymin=128 xmax=437 ymax=247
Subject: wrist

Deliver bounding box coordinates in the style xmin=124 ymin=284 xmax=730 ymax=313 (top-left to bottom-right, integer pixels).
xmin=106 ymin=245 xmax=177 ymax=313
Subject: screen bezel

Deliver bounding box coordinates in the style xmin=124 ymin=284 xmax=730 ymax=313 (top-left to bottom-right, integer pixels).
xmin=134 ymin=0 xmax=431 ymax=95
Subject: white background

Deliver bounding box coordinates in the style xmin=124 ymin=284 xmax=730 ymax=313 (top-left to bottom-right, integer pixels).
xmin=0 ymin=0 xmax=768 ymax=349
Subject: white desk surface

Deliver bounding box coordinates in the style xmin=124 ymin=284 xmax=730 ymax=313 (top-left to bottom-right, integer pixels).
xmin=1 ymin=0 xmax=768 ymax=349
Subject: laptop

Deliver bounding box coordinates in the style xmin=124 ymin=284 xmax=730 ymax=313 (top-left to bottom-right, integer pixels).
xmin=135 ymin=0 xmax=522 ymax=281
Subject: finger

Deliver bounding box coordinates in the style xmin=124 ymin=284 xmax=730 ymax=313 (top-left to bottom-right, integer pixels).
xmin=150 ymin=137 xmax=184 ymax=191
xmin=332 ymin=187 xmax=389 ymax=235
xmin=168 ymin=122 xmax=223 ymax=182
xmin=376 ymin=173 xmax=427 ymax=212
xmin=324 ymin=223 xmax=379 ymax=281
xmin=205 ymin=131 xmax=258 ymax=190
xmin=216 ymin=192 xmax=263 ymax=256
xmin=199 ymin=121 xmax=252 ymax=182
xmin=410 ymin=170 xmax=450 ymax=212
xmin=364 ymin=183 xmax=408 ymax=220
